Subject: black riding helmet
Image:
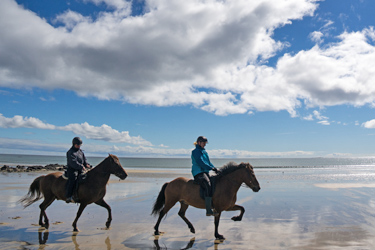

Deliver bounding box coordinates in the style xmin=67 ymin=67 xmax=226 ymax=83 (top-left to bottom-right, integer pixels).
xmin=72 ymin=137 xmax=83 ymax=146
xmin=196 ymin=136 xmax=208 ymax=143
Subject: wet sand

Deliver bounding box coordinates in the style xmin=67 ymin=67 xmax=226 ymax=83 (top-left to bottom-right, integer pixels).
xmin=1 ymin=167 xmax=375 ymax=249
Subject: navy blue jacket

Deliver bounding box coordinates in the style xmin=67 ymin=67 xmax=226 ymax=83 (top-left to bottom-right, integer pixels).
xmin=66 ymin=146 xmax=88 ymax=172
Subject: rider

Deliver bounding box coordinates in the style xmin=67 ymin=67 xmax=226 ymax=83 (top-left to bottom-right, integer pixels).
xmin=65 ymin=137 xmax=90 ymax=203
xmin=191 ymin=136 xmax=219 ymax=216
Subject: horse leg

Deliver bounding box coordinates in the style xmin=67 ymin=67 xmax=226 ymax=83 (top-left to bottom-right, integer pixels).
xmin=214 ymin=212 xmax=225 ymax=240
xmin=95 ymin=199 xmax=112 ymax=229
xmin=72 ymin=203 xmax=87 ymax=232
xmin=38 ymin=197 xmax=55 ymax=229
xmin=178 ymin=202 xmax=195 ymax=234
xmin=226 ymin=204 xmax=245 ymax=221
xmin=154 ymin=200 xmax=177 ymax=236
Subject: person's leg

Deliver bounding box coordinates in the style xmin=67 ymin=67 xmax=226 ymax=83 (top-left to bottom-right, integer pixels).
xmin=194 ymin=173 xmax=214 ymax=216
xmin=66 ymin=169 xmax=77 ymax=203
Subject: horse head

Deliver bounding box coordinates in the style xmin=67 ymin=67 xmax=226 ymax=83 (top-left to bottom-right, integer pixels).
xmin=239 ymin=162 xmax=260 ymax=192
xmin=107 ymin=154 xmax=128 ymax=180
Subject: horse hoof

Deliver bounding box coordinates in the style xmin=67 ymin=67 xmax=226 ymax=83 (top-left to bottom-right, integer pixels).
xmin=231 ymin=216 xmax=241 ymax=221
xmin=190 ymin=228 xmax=195 ymax=234
xmin=215 ymin=234 xmax=225 ymax=240
xmin=154 ymin=231 xmax=164 ymax=236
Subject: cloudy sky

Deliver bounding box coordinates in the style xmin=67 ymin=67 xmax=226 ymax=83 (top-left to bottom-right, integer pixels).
xmin=1 ymin=0 xmax=375 ymax=158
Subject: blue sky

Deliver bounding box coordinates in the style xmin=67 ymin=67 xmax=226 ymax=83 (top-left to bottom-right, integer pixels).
xmin=1 ymin=0 xmax=375 ymax=158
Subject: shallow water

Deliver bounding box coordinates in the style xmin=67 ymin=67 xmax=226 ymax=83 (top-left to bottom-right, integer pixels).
xmin=1 ymin=167 xmax=375 ymax=249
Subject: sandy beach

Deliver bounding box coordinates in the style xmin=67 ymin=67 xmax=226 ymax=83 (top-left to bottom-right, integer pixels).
xmin=1 ymin=166 xmax=375 ymax=249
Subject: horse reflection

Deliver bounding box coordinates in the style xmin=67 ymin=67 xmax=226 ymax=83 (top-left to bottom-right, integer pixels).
xmin=71 ymin=234 xmax=112 ymax=250
xmin=72 ymin=234 xmax=80 ymax=250
xmin=153 ymin=237 xmax=195 ymax=250
xmin=38 ymin=230 xmax=49 ymax=245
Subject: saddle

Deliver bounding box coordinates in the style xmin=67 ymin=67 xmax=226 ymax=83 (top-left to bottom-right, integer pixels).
xmin=194 ymin=175 xmax=217 ymax=200
xmin=63 ymin=170 xmax=88 ymax=203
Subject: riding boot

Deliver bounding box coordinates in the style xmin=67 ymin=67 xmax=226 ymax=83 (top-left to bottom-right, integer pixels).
xmin=205 ymin=197 xmax=219 ymax=216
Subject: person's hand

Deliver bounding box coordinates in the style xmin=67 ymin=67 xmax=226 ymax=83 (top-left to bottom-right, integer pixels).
xmin=213 ymin=168 xmax=220 ymax=174
xmin=86 ymin=164 xmax=91 ymax=169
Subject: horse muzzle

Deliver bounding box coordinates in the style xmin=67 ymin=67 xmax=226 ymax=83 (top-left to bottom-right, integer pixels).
xmin=252 ymin=187 xmax=260 ymax=192
xmin=117 ymin=172 xmax=128 ymax=180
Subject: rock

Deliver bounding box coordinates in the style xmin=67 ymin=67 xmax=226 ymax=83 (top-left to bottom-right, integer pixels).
xmin=1 ymin=164 xmax=67 ymax=172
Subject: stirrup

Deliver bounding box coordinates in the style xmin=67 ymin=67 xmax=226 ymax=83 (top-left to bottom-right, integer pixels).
xmin=212 ymin=209 xmax=219 ymax=216
xmin=66 ymin=197 xmax=75 ymax=203
xmin=206 ymin=210 xmax=214 ymax=216
xmin=206 ymin=209 xmax=219 ymax=216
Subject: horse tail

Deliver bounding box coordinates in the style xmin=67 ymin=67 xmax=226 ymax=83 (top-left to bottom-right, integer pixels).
xmin=19 ymin=176 xmax=44 ymax=208
xmin=151 ymin=182 xmax=168 ymax=216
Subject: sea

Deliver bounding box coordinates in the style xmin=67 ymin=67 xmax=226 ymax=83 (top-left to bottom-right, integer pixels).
xmin=1 ymin=153 xmax=375 ymax=170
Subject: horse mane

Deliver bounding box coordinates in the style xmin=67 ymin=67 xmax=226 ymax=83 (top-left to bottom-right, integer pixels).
xmin=215 ymin=162 xmax=248 ymax=180
xmin=87 ymin=154 xmax=113 ymax=174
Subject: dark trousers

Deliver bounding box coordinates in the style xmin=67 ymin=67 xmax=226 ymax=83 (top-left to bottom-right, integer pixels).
xmin=194 ymin=172 xmax=212 ymax=197
xmin=65 ymin=168 xmax=79 ymax=198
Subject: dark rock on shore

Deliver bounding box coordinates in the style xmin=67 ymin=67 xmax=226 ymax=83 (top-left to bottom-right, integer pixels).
xmin=0 ymin=164 xmax=66 ymax=172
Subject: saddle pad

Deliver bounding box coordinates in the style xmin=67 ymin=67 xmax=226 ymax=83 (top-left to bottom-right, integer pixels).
xmin=194 ymin=176 xmax=217 ymax=200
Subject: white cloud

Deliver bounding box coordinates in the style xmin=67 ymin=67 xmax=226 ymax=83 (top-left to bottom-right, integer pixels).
xmin=83 ymin=0 xmax=131 ymax=10
xmin=309 ymin=31 xmax=324 ymax=43
xmin=303 ymin=114 xmax=314 ymax=121
xmin=0 ymin=114 xmax=151 ymax=145
xmin=60 ymin=122 xmax=152 ymax=146
xmin=313 ymin=110 xmax=328 ymax=120
xmin=317 ymin=120 xmax=330 ymax=125
xmin=303 ymin=110 xmax=331 ymax=125
xmin=54 ymin=10 xmax=93 ymax=30
xmin=362 ymin=119 xmax=375 ymax=129
xmin=0 ymin=0 xmax=317 ymax=116
xmin=1 ymin=0 xmax=375 ymax=118
xmin=0 ymin=113 xmax=56 ymax=129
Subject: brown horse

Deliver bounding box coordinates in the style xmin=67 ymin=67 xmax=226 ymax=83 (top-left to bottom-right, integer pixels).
xmin=152 ymin=162 xmax=260 ymax=240
xmin=20 ymin=154 xmax=128 ymax=231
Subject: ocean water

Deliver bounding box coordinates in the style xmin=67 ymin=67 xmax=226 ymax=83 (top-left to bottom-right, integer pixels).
xmin=1 ymin=153 xmax=375 ymax=170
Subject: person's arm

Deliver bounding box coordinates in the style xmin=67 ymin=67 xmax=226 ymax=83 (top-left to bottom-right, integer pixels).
xmin=192 ymin=149 xmax=214 ymax=171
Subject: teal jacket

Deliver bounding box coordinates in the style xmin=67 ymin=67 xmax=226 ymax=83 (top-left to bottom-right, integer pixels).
xmin=191 ymin=145 xmax=216 ymax=177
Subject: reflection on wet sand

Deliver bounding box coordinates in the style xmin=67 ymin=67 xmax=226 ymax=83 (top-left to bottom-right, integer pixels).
xmin=4 ymin=169 xmax=375 ymax=249
xmin=71 ymin=233 xmax=112 ymax=250
xmin=37 ymin=229 xmax=49 ymax=250
xmin=105 ymin=236 xmax=111 ymax=250
xmin=38 ymin=230 xmax=49 ymax=245
xmin=72 ymin=234 xmax=80 ymax=250
xmin=153 ymin=236 xmax=196 ymax=249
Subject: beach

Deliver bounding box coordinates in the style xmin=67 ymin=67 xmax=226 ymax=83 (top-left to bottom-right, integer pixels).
xmin=1 ymin=165 xmax=375 ymax=249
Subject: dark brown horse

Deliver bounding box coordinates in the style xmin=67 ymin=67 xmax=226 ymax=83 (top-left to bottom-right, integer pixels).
xmin=20 ymin=154 xmax=128 ymax=231
xmin=152 ymin=162 xmax=260 ymax=240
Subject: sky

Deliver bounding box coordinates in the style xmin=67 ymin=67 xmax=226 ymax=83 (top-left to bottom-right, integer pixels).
xmin=1 ymin=0 xmax=375 ymax=158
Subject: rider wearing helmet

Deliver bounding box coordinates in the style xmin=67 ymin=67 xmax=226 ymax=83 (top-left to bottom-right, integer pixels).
xmin=65 ymin=137 xmax=90 ymax=203
xmin=191 ymin=136 xmax=219 ymax=216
